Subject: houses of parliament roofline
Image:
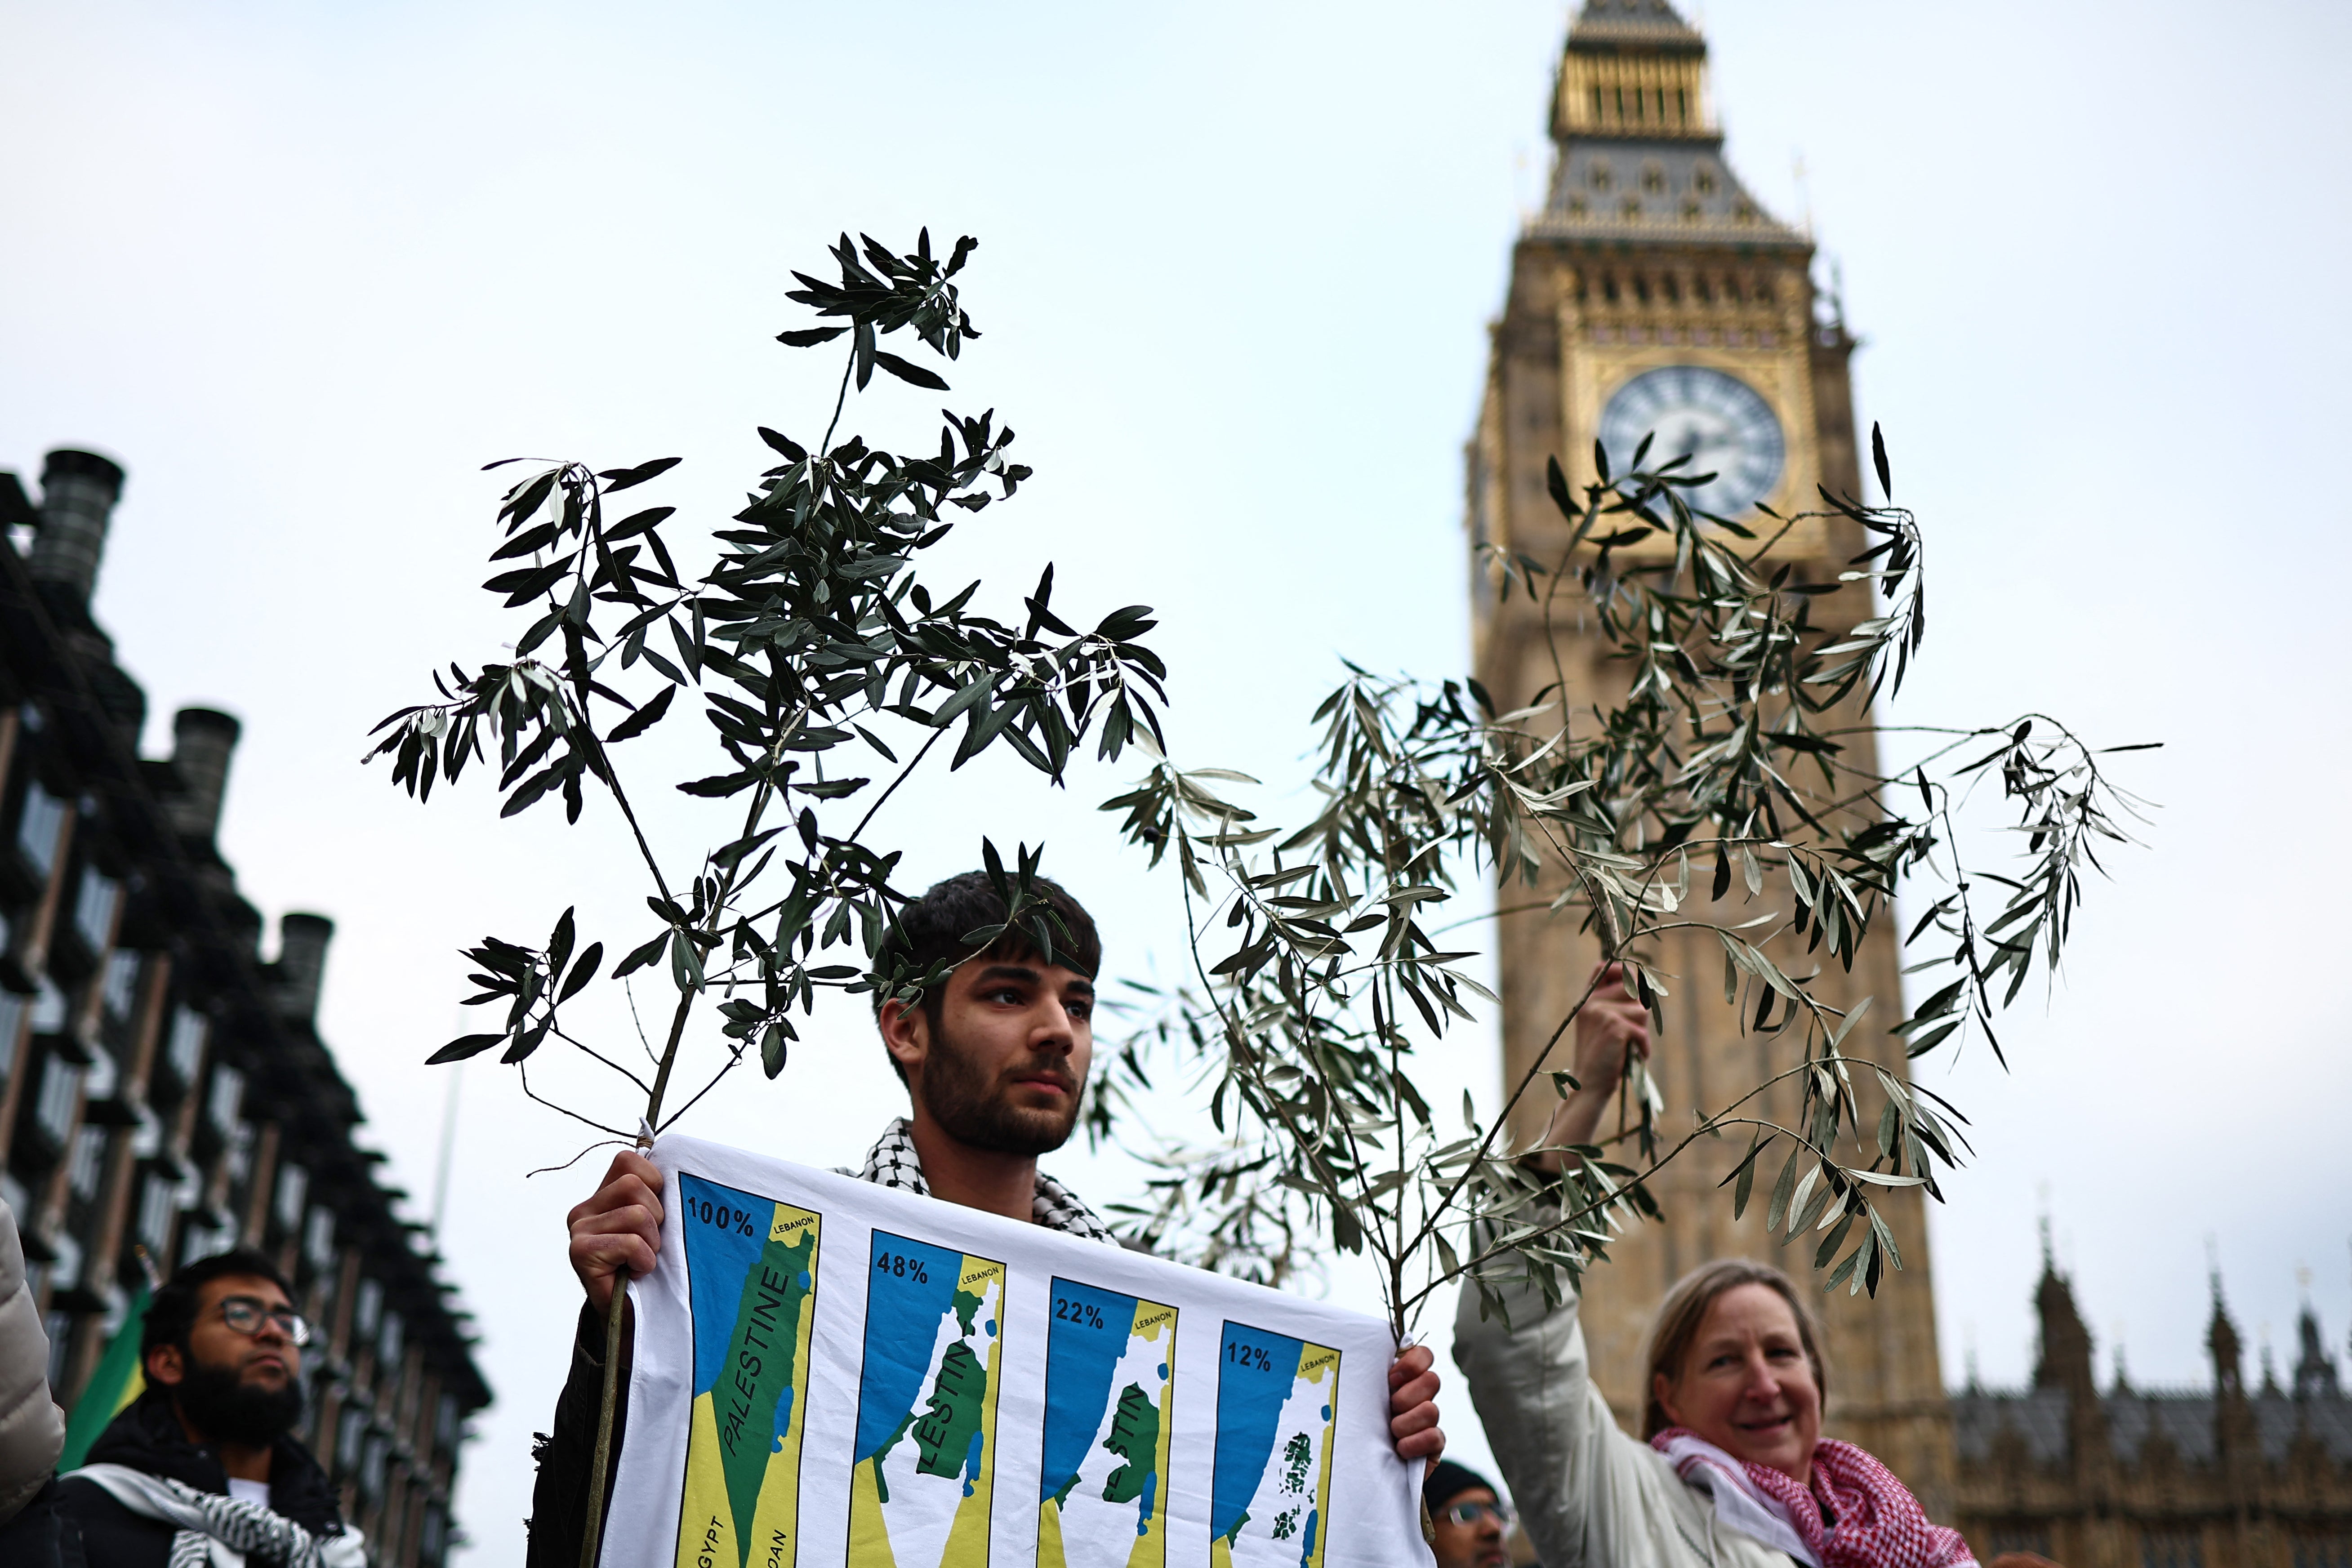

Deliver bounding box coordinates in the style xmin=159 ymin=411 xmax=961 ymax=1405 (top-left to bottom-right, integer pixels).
xmin=1950 ymin=1245 xmax=2352 ymax=1565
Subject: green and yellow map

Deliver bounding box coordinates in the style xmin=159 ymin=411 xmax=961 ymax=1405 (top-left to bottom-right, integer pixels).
xmin=1209 ymin=1323 xmax=1339 ymax=1568
xmin=1035 ymin=1279 xmax=1177 ymax=1568
xmin=847 ymin=1231 xmax=1007 ymax=1568
xmin=674 ymin=1175 xmax=823 ymax=1568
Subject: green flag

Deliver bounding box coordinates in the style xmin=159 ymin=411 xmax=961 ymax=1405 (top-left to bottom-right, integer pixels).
xmin=60 ymin=1283 xmax=148 ymax=1471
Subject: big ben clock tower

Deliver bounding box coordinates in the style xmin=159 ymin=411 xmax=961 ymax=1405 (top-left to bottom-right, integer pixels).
xmin=1466 ymin=0 xmax=1954 ymax=1505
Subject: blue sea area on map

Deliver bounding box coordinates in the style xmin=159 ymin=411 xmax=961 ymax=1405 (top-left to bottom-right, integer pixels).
xmin=1040 ymin=1279 xmax=1138 ymax=1502
xmin=1211 ymin=1323 xmax=1305 ymax=1541
xmin=854 ymin=1230 xmax=960 ymax=1463
xmin=681 ymin=1173 xmax=767 ymax=1397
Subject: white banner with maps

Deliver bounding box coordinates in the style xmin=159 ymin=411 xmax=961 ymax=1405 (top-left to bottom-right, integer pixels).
xmin=599 ymin=1135 xmax=1429 ymax=1568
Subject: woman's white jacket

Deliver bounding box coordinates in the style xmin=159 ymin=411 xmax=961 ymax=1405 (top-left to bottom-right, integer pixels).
xmin=1452 ymin=1273 xmax=1789 ymax=1568
xmin=0 ymin=1195 xmax=63 ymax=1524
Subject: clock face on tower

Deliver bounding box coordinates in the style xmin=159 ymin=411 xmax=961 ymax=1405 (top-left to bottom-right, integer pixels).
xmin=1597 ymin=366 xmax=1786 ymax=523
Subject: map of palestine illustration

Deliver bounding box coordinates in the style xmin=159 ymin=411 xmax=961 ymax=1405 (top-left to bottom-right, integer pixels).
xmin=626 ymin=1143 xmax=1411 ymax=1568
xmin=1211 ymin=1324 xmax=1340 ymax=1568
xmin=1037 ymin=1279 xmax=1178 ymax=1568
xmin=848 ymin=1231 xmax=1010 ymax=1568
xmin=674 ymin=1174 xmax=824 ymax=1568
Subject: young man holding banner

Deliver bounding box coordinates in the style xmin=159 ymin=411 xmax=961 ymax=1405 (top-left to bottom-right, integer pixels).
xmin=528 ymin=871 xmax=1447 ymax=1566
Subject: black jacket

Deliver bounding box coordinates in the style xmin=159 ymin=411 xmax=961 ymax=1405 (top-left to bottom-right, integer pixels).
xmin=0 ymin=1477 xmax=66 ymax=1568
xmin=54 ymin=1391 xmax=343 ymax=1568
xmin=525 ymin=1304 xmax=628 ymax=1568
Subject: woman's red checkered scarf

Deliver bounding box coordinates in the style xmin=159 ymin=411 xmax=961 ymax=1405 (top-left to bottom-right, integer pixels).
xmin=1651 ymin=1428 xmax=1976 ymax=1568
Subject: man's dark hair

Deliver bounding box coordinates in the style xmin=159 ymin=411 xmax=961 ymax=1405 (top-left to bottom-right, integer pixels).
xmin=143 ymin=1247 xmax=296 ymax=1359
xmin=871 ymin=871 xmax=1101 ymax=1084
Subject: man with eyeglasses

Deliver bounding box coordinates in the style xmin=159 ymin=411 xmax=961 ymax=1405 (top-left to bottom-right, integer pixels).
xmin=58 ymin=1247 xmax=358 ymax=1567
xmin=1425 ymin=1460 xmax=1520 ymax=1568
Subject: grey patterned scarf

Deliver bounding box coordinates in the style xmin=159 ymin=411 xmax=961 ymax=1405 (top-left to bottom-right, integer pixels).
xmin=854 ymin=1117 xmax=1118 ymax=1243
xmin=70 ymin=1463 xmax=365 ymax=1568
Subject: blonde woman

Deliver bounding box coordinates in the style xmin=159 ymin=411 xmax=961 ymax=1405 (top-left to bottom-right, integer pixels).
xmin=1452 ymin=967 xmax=2039 ymax=1568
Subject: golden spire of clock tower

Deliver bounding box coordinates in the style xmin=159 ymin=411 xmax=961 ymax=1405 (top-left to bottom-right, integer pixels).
xmin=1555 ymin=0 xmax=1711 ymax=138
xmin=1540 ymin=0 xmax=1801 ymax=245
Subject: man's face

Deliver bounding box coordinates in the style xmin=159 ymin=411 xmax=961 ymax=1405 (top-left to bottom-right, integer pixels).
xmin=885 ymin=953 xmax=1094 ymax=1157
xmin=1430 ymin=1487 xmax=1511 ymax=1568
xmin=149 ymin=1274 xmax=306 ymax=1448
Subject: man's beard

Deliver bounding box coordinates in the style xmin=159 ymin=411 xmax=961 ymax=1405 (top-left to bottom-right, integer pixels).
xmin=174 ymin=1355 xmax=304 ymax=1448
xmin=919 ymin=1027 xmax=1080 ymax=1158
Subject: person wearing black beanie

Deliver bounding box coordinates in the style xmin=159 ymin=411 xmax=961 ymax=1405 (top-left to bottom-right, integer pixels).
xmin=1425 ymin=1460 xmax=1517 ymax=1568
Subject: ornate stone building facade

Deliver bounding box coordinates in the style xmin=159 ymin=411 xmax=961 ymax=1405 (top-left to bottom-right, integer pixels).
xmin=0 ymin=448 xmax=487 ymax=1565
xmin=1465 ymin=0 xmax=1949 ymax=1509
xmin=1467 ymin=9 xmax=2352 ymax=1561
xmin=1953 ymin=1259 xmax=2352 ymax=1568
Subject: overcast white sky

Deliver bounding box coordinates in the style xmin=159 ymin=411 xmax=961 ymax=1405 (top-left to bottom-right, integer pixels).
xmin=6 ymin=0 xmax=2350 ymax=1558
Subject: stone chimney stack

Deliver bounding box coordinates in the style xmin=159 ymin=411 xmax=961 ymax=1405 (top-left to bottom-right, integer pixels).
xmin=30 ymin=449 xmax=126 ymax=607
xmin=276 ymin=913 xmax=334 ymax=1022
xmin=169 ymin=708 xmax=242 ymax=842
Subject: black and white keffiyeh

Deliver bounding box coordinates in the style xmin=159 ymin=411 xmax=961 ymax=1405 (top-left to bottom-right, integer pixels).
xmin=70 ymin=1463 xmax=365 ymax=1568
xmin=852 ymin=1117 xmax=1118 ymax=1243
